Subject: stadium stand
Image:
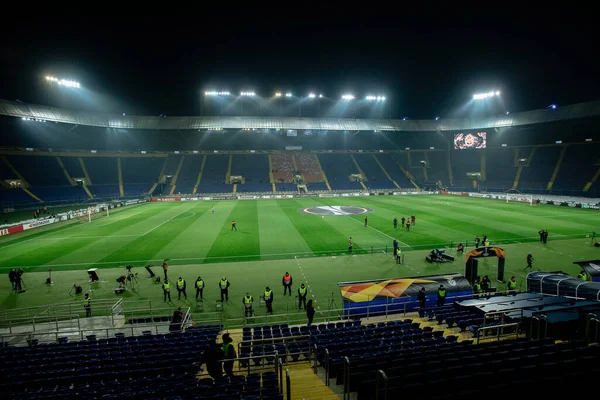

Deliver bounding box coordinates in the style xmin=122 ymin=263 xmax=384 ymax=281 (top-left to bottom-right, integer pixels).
xmin=318 ymin=153 xmax=362 ymax=190
xmin=484 ymin=147 xmax=516 ymax=191
xmin=295 ymin=153 xmax=323 ymax=183
xmin=231 ymin=154 xmax=272 ymax=193
xmin=449 ymin=150 xmax=480 ymax=190
xmin=173 ymin=156 xmax=202 ymax=195
xmin=121 ymin=157 xmax=164 ymax=196
xmin=375 ymin=154 xmax=413 ymax=188
xmin=553 ymin=143 xmax=600 ymax=194
xmin=271 ymin=151 xmax=295 ymax=183
xmin=353 ymin=154 xmax=395 ymax=189
xmin=197 ymin=154 xmax=231 ymax=194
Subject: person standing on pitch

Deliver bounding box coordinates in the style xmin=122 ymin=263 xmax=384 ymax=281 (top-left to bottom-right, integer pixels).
xmin=348 ymin=237 xmax=353 ymax=253
xmin=298 ymin=283 xmax=308 ymax=310
xmin=242 ymin=292 xmax=253 ymax=317
xmin=162 ymin=259 xmax=169 ymax=280
xmin=231 ymin=220 xmax=237 ymax=231
xmin=282 ymin=272 xmax=293 ymax=296
xmin=219 ymin=276 xmax=230 ymax=301
xmin=364 ymin=216 xmax=368 ymax=227
xmin=162 ymin=279 xmax=172 ymax=303
xmin=176 ymin=277 xmax=187 ymax=300
xmin=195 ymin=276 xmax=205 ymax=300
xmin=212 ymin=206 xmax=215 ymax=214
xmin=264 ymin=286 xmax=274 ymax=314
xmin=393 ymin=217 xmax=398 ymax=229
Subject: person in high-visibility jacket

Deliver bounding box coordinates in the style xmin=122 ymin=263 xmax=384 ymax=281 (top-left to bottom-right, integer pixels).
xmin=298 ymin=283 xmax=308 ymax=310
xmin=219 ymin=277 xmax=230 ymax=301
xmin=578 ymin=271 xmax=588 ymax=281
xmin=162 ymin=279 xmax=172 ymax=302
xmin=176 ymin=277 xmax=187 ymax=300
xmin=436 ymin=285 xmax=446 ymax=306
xmin=242 ymin=292 xmax=253 ymax=317
xmin=84 ymin=293 xmax=92 ymax=317
xmin=507 ymin=276 xmax=517 ymax=292
xmin=264 ymin=286 xmax=274 ymax=314
xmin=222 ymin=333 xmax=236 ymax=378
xmin=282 ymin=272 xmax=293 ymax=296
xmin=195 ymin=276 xmax=205 ymax=300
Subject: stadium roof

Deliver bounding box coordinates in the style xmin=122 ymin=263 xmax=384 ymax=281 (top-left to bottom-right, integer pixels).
xmin=1 ymin=98 xmax=599 ymax=132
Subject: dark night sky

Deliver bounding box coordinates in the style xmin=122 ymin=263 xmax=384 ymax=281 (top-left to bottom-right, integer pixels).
xmin=1 ymin=7 xmax=598 ymax=119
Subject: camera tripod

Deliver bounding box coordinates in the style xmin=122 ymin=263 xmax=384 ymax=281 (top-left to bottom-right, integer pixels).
xmin=126 ymin=272 xmax=139 ymax=290
xmin=328 ymin=292 xmax=337 ymax=310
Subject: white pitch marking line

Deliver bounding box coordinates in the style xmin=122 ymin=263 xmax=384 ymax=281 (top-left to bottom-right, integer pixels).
xmin=142 ymin=206 xmax=196 ymax=236
xmin=97 ymin=212 xmax=143 ymax=226
xmin=348 ymin=217 xmax=410 ymax=247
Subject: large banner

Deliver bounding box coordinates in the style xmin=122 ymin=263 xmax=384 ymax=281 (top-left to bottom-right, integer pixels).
xmin=0 ymin=225 xmax=24 ymax=236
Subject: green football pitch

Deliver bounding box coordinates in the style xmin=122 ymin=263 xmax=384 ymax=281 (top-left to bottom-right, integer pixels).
xmin=1 ymin=195 xmax=599 ymax=327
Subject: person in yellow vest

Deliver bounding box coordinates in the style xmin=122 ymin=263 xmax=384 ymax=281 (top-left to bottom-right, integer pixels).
xmin=282 ymin=272 xmax=293 ymax=296
xmin=222 ymin=333 xmax=236 ymax=378
xmin=298 ymin=283 xmax=308 ymax=310
xmin=473 ymin=279 xmax=481 ymax=294
xmin=162 ymin=279 xmax=172 ymax=303
xmin=195 ymin=276 xmax=205 ymax=300
xmin=436 ymin=285 xmax=446 ymax=306
xmin=242 ymin=292 xmax=253 ymax=317
xmin=84 ymin=293 xmax=92 ymax=317
xmin=264 ymin=286 xmax=274 ymax=314
xmin=176 ymin=277 xmax=187 ymax=300
xmin=577 ymin=271 xmax=588 ymax=281
xmin=507 ymin=276 xmax=517 ymax=292
xmin=219 ymin=277 xmax=230 ymax=301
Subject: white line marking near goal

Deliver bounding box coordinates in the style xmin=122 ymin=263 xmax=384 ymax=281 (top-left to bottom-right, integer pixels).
xmin=348 ymin=217 xmax=410 ymax=247
xmin=97 ymin=212 xmax=143 ymax=226
xmin=142 ymin=206 xmax=196 ymax=236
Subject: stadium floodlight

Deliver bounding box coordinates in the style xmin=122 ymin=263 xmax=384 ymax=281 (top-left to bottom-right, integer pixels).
xmin=366 ymin=95 xmax=386 ymax=101
xmin=308 ymin=93 xmax=316 ymax=98
xmin=240 ymin=91 xmax=256 ymax=96
xmin=549 ymin=104 xmax=557 ymax=109
xmin=275 ymin=92 xmax=282 ymax=97
xmin=205 ymin=91 xmax=230 ymax=96
xmin=319 ymin=94 xmax=324 ymax=98
xmin=435 ymin=116 xmax=440 ymax=120
xmin=285 ymin=93 xmax=292 ymax=97
xmin=341 ymin=94 xmax=355 ymax=100
xmin=46 ymin=75 xmax=80 ymax=88
xmin=473 ymin=90 xmax=500 ymax=100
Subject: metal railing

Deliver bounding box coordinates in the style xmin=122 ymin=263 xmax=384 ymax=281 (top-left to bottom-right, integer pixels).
xmin=476 ymin=322 xmax=520 ymax=344
xmin=343 ymin=356 xmax=351 ymax=400
xmin=585 ymin=314 xmax=600 ymax=343
xmin=375 ymin=370 xmax=388 ymax=400
xmin=286 ymin=368 xmax=291 ymax=400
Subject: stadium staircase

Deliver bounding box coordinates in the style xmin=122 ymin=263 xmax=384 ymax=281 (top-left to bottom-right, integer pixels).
xmin=512 ymin=147 xmax=535 ymax=190
xmin=192 ymin=155 xmax=207 ymax=195
xmin=117 ymin=158 xmax=124 ymax=197
xmin=169 ymin=155 xmax=186 ymax=195
xmin=372 ymin=154 xmax=401 ymax=189
xmin=268 ymin=154 xmax=276 ymax=193
xmin=78 ymin=157 xmax=95 ymax=198
xmin=478 ymin=150 xmax=486 ymax=188
xmin=291 ymin=154 xmax=305 ymax=183
xmin=55 ymin=157 xmax=75 ymax=187
xmin=584 ymin=165 xmax=600 ymax=192
xmin=314 ymin=155 xmax=332 ymax=191
xmin=392 ymin=155 xmax=419 ymax=189
xmin=226 ymin=154 xmax=233 ymax=184
xmin=547 ymin=145 xmax=566 ymax=190
xmin=350 ymin=154 xmax=369 ymax=191
xmin=149 ymin=157 xmax=169 ymax=195
xmin=1 ymin=156 xmax=43 ymax=202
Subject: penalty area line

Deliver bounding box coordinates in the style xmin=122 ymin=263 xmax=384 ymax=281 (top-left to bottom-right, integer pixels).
xmin=142 ymin=206 xmax=196 ymax=236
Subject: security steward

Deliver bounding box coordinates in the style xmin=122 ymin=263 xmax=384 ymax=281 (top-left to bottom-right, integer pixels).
xmin=162 ymin=279 xmax=172 ymax=302
xmin=436 ymin=285 xmax=446 ymax=306
xmin=222 ymin=333 xmax=236 ymax=378
xmin=264 ymin=286 xmax=274 ymax=314
xmin=176 ymin=277 xmax=187 ymax=300
xmin=243 ymin=292 xmax=254 ymax=317
xmin=473 ymin=279 xmax=481 ymax=294
xmin=84 ymin=293 xmax=92 ymax=317
xmin=195 ymin=276 xmax=205 ymax=300
xmin=578 ymin=270 xmax=588 ymax=281
xmin=282 ymin=272 xmax=293 ymax=296
xmin=417 ymin=287 xmax=426 ymax=308
xmin=219 ymin=276 xmax=230 ymax=301
xmin=298 ymin=283 xmax=308 ymax=310
xmin=507 ymin=276 xmax=517 ymax=292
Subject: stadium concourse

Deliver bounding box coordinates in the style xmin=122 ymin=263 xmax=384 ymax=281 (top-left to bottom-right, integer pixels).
xmin=1 ymin=101 xmax=600 ymax=399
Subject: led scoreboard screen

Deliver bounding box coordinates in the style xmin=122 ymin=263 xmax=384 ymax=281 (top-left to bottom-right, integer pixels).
xmin=454 ymin=132 xmax=486 ymax=149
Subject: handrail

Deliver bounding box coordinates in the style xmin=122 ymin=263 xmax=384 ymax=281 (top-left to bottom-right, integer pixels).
xmin=324 ymin=348 xmax=330 ymax=386
xmin=476 ymin=322 xmax=520 ymax=344
xmin=277 ymin=352 xmax=284 ymax=394
xmin=311 ymin=344 xmax=318 ymax=374
xmin=585 ymin=314 xmax=600 ymax=343
xmin=343 ymin=356 xmax=350 ymax=400
xmin=375 ymin=370 xmax=388 ymax=400
xmin=531 ymin=315 xmax=541 ymax=340
xmin=286 ymin=368 xmax=291 ymax=400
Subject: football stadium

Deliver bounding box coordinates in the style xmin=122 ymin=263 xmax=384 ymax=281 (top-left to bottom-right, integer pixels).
xmin=1 ymin=16 xmax=600 ymax=400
